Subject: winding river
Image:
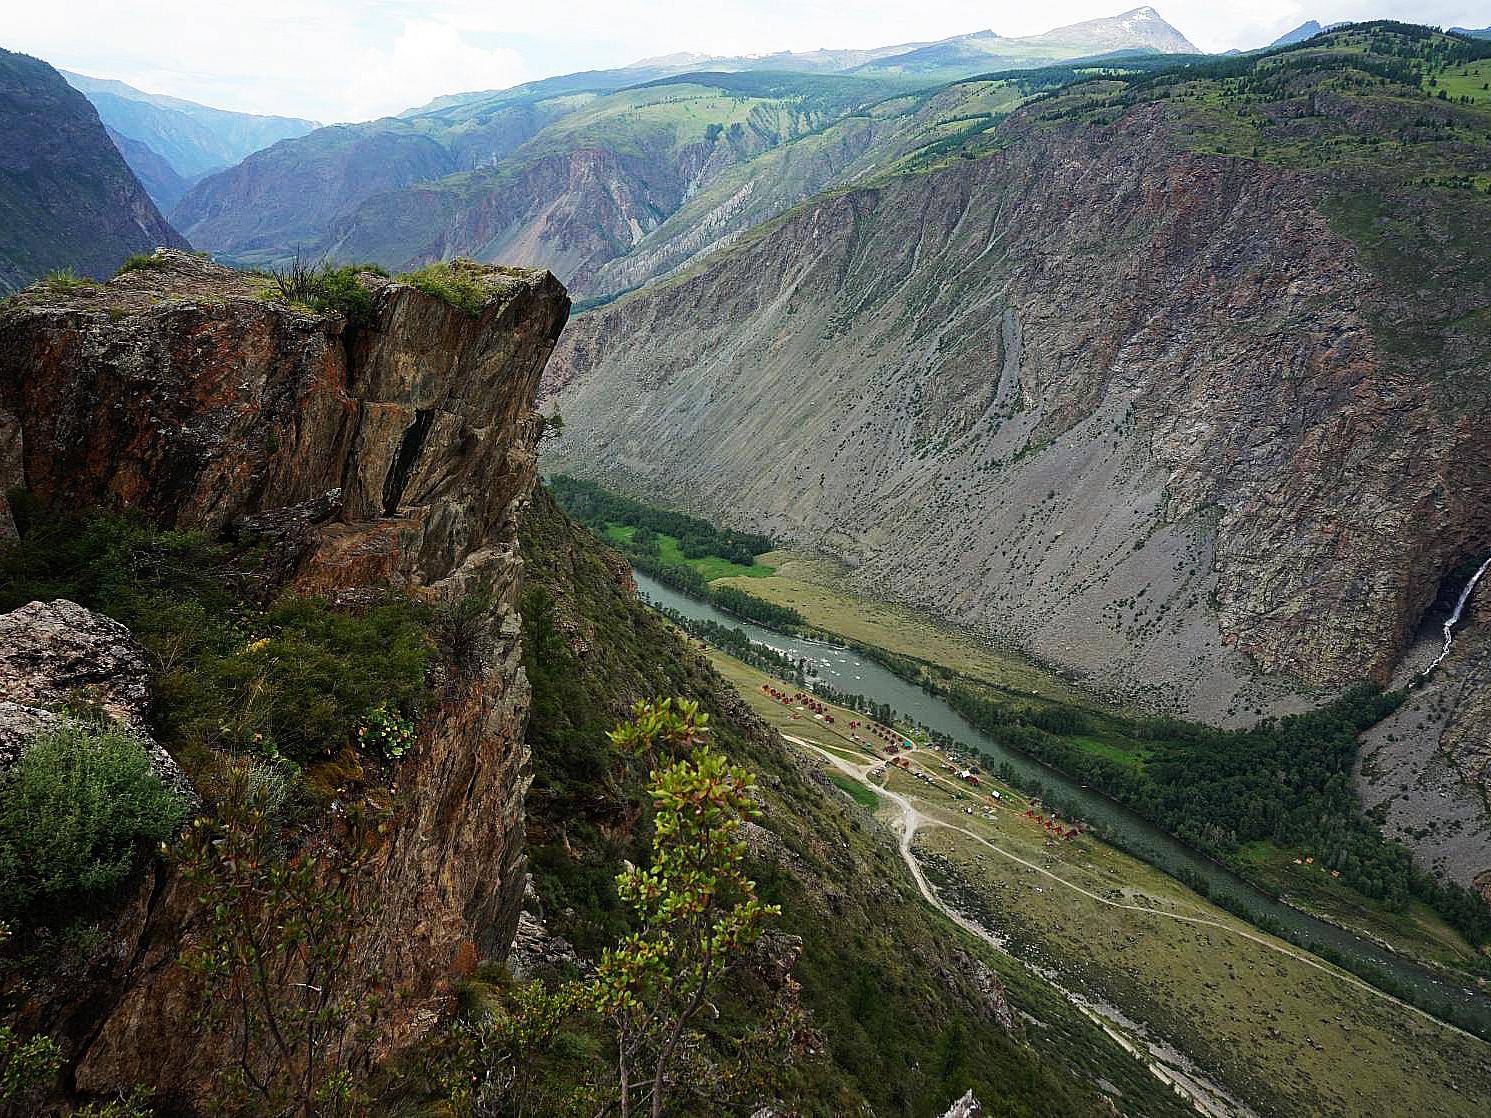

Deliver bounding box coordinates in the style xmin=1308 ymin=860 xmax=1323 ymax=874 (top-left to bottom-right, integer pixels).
xmin=634 ymin=570 xmax=1491 ymax=1036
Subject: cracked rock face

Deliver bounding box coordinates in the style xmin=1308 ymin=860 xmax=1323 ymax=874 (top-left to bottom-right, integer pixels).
xmin=544 ymin=105 xmax=1491 ymax=721
xmin=0 ymin=250 xmax=570 ymax=1107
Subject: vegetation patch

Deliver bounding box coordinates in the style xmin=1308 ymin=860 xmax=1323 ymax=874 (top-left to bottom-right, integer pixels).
xmin=828 ymin=770 xmax=880 ymax=810
xmin=0 ymin=501 xmax=434 ymax=773
xmin=550 ymin=476 xmax=802 ymax=628
xmin=114 ymin=252 xmax=169 ymax=275
xmin=0 ymin=721 xmax=186 ymax=925
xmin=399 ymin=259 xmax=493 ymax=316
xmin=265 ymin=253 xmax=388 ymax=328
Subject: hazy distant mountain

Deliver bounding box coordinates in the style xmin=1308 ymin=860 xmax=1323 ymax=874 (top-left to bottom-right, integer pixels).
xmin=1271 ymin=21 xmax=1324 ymax=46
xmin=0 ymin=49 xmax=187 ymax=290
xmin=619 ymin=7 xmax=1197 ymax=82
xmin=1268 ymin=20 xmax=1351 ymax=48
xmin=1450 ymin=26 xmax=1491 ymax=40
xmin=852 ymin=7 xmax=1198 ymax=80
xmin=105 ymin=126 xmax=192 ymax=210
xmin=173 ymin=8 xmax=1203 ymax=274
xmin=62 ymin=70 xmax=317 ymax=194
xmin=624 ymin=37 xmax=937 ymax=76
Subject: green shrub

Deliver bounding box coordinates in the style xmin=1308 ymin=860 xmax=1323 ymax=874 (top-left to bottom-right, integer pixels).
xmin=266 ymin=253 xmax=385 ymax=328
xmin=0 ymin=1023 xmax=62 ymax=1109
xmin=36 ymin=267 xmax=90 ymax=293
xmin=357 ymin=702 xmax=417 ymax=761
xmin=710 ymin=584 xmax=804 ymax=629
xmin=306 ymin=265 xmax=380 ymax=329
xmin=0 ymin=722 xmax=186 ymax=924
xmin=400 ymin=261 xmax=492 ymax=316
xmin=115 ymin=252 xmax=167 ymax=276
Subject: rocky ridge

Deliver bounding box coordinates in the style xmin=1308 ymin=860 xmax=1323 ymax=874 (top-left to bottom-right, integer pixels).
xmin=0 ymin=249 xmax=569 ymax=1104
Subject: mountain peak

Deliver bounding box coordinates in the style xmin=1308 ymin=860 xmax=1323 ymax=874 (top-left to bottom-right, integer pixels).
xmin=1029 ymin=6 xmax=1198 ymax=54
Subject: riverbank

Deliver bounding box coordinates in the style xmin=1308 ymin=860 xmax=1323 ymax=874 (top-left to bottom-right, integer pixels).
xmin=636 ymin=570 xmax=1491 ymax=1041
xmin=706 ymin=649 xmax=1491 ymax=1116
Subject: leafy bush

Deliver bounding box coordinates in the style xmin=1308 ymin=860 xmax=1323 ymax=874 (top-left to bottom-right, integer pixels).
xmin=0 ymin=722 xmax=186 ymax=923
xmin=0 ymin=1022 xmax=61 ymax=1110
xmin=172 ymin=760 xmax=386 ymax=1116
xmin=266 ymin=252 xmax=385 ymax=329
xmin=73 ymin=1087 xmax=156 ymax=1117
xmin=358 ymin=702 xmax=417 ymax=761
xmin=399 ymin=261 xmax=492 ymax=316
xmin=306 ymin=265 xmax=380 ymax=328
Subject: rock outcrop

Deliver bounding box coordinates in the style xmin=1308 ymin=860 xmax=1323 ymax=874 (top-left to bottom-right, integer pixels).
xmin=0 ymin=598 xmax=189 ymax=797
xmin=0 ymin=250 xmax=569 ymax=1105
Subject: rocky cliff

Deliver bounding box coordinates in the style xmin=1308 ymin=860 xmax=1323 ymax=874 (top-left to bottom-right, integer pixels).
xmin=0 ymin=249 xmax=569 ymax=1105
xmin=543 ymin=27 xmax=1491 ymax=885
xmin=544 ymin=34 xmax=1491 ymax=721
xmin=0 ymin=48 xmax=187 ymax=292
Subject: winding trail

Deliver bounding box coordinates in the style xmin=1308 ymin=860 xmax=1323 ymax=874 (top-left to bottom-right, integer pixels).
xmin=789 ymin=735 xmax=1246 ymax=1116
xmin=786 ymin=734 xmax=1487 ymax=1047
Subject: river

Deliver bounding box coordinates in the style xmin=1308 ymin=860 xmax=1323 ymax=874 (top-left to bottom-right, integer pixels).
xmin=633 ymin=570 xmax=1491 ymax=1035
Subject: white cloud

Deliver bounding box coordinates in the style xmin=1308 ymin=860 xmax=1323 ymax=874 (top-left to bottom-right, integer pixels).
xmin=343 ymin=20 xmax=526 ymax=120
xmin=0 ymin=1 xmax=1484 ymax=121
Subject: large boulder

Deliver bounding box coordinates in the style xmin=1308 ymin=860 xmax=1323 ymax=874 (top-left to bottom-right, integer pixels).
xmin=0 ymin=598 xmax=189 ymax=797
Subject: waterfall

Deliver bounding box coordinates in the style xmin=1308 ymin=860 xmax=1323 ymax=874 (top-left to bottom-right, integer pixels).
xmin=1422 ymin=554 xmax=1491 ymax=677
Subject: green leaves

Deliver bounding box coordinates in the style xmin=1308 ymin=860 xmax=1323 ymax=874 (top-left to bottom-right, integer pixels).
xmin=0 ymin=722 xmax=186 ymax=925
xmin=169 ymin=758 xmax=388 ymax=1116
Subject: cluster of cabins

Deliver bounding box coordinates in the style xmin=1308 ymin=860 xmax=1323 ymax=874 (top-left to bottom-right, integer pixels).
xmin=1023 ymin=808 xmax=1083 ymax=841
xmin=854 ymin=719 xmax=906 ymax=747
xmin=760 ymin=678 xmax=1095 ymax=852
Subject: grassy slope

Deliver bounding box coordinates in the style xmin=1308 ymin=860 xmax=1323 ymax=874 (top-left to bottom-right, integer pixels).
xmin=709 ymin=649 xmax=1491 ymax=1118
xmin=518 ymin=486 xmax=1195 ymax=1117
xmin=716 ymin=549 xmax=1086 ymax=703
xmin=601 ymin=522 xmax=774 ymax=580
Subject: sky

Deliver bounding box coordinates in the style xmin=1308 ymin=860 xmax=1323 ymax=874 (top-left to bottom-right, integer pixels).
xmin=1 ymin=1 xmax=1485 ymax=123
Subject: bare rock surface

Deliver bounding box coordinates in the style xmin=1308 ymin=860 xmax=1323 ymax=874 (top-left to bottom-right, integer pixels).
xmin=940 ymin=1090 xmax=983 ymax=1118
xmin=545 ymin=106 xmax=1491 ymax=725
xmin=0 ymin=598 xmax=191 ymax=799
xmin=0 ymin=249 xmax=570 ymax=1106
xmin=0 ymin=598 xmax=151 ymax=726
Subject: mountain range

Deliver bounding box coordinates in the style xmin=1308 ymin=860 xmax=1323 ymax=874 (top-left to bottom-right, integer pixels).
xmin=0 ymin=48 xmax=186 ymax=290
xmin=166 ymin=7 xmax=1201 ymax=273
xmin=61 ymin=70 xmax=318 ymax=210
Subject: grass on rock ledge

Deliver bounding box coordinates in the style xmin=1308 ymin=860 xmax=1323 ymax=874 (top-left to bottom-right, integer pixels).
xmin=0 ymin=495 xmax=435 ymax=779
